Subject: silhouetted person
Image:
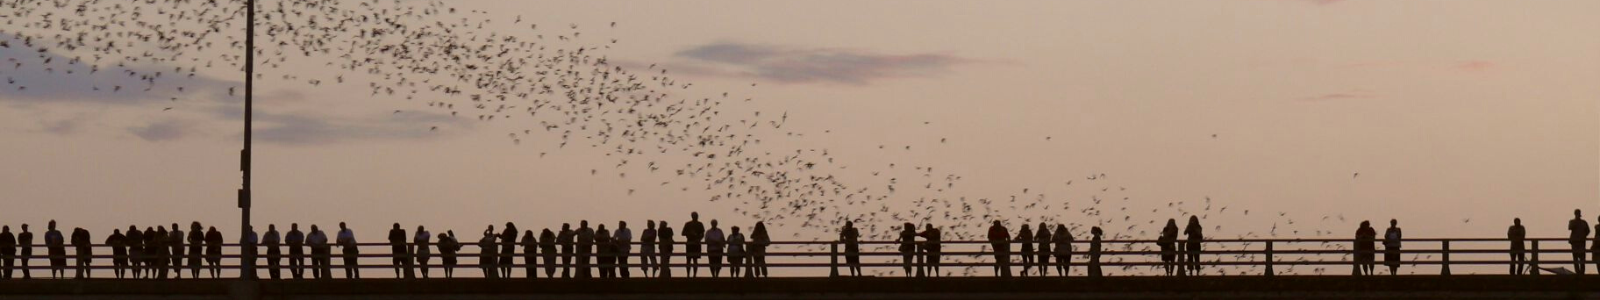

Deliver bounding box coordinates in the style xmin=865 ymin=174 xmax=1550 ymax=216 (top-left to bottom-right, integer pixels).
xmin=1184 ymin=216 xmax=1204 ymax=276
xmin=18 ymin=224 xmax=33 ymax=279
xmin=897 ymin=223 xmax=918 ymax=277
xmin=751 ymin=222 xmax=771 ymax=277
xmin=286 ymin=223 xmax=305 ymax=279
xmin=520 ymin=230 xmax=536 ymax=278
xmin=106 ymin=229 xmax=125 ymax=279
xmin=239 ymin=226 xmax=257 ymax=279
xmin=264 ymin=224 xmax=282 ymax=280
xmin=186 ymin=222 xmax=203 ymax=278
xmin=334 ymin=223 xmax=358 ymax=279
xmin=415 ymin=226 xmax=431 ymax=278
xmin=1052 ymin=224 xmax=1073 ymax=277
xmin=205 ymin=226 xmax=223 ymax=278
xmin=307 ymin=225 xmax=331 ymax=279
xmin=1355 ymin=221 xmax=1376 ymax=276
xmin=1593 ymin=216 xmax=1600 ymax=276
xmin=596 ymin=225 xmax=614 ymax=278
xmin=726 ymin=226 xmax=746 ymax=278
xmin=478 ymin=227 xmax=498 ymax=279
xmin=839 ymin=221 xmax=862 ymax=277
xmin=614 ymin=221 xmax=633 ymax=278
xmin=1572 ymin=209 xmax=1590 ymax=274
xmin=43 ymin=221 xmax=64 ymax=279
xmin=126 ymin=226 xmax=143 ymax=278
xmin=639 ymin=221 xmax=657 ymax=277
xmin=575 ymin=221 xmax=595 ymax=278
xmin=705 ymin=220 xmax=725 ymax=277
xmin=150 ymin=227 xmax=169 ymax=279
xmin=388 ymin=223 xmax=413 ymax=278
xmin=1017 ymin=224 xmax=1034 ymax=277
xmin=557 ymin=224 xmax=574 ymax=278
xmin=438 ymin=231 xmax=460 ymax=278
xmin=657 ymin=221 xmax=674 ymax=278
xmin=539 ymin=229 xmax=557 ymax=278
xmin=1034 ymin=222 xmax=1051 ymax=277
xmin=1088 ymin=227 xmax=1103 ymax=277
xmin=1383 ymin=219 xmax=1402 ymax=275
xmin=1159 ymin=219 xmax=1179 ymax=276
xmin=0 ymin=226 xmax=14 ymax=279
xmin=71 ymin=227 xmax=90 ymax=278
xmin=919 ymin=224 xmax=942 ymax=277
xmin=1508 ymin=218 xmax=1526 ymax=275
xmin=682 ymin=212 xmax=705 ymax=278
xmin=499 ymin=222 xmax=517 ymax=278
xmin=987 ymin=220 xmax=1012 ymax=277
xmin=166 ymin=224 xmax=183 ymax=279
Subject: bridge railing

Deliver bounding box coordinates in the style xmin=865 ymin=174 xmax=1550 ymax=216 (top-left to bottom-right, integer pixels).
xmin=0 ymin=237 xmax=1581 ymax=278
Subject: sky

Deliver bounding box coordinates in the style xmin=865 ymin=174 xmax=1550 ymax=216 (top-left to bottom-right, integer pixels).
xmin=0 ymin=0 xmax=1596 ymax=276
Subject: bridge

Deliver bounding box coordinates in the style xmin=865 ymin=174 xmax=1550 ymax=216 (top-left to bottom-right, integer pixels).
xmin=2 ymin=237 xmax=1597 ymax=299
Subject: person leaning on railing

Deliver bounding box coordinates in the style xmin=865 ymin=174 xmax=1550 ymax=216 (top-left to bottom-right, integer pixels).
xmin=839 ymin=221 xmax=861 ymax=277
xmin=897 ymin=223 xmax=917 ymax=277
xmin=918 ymin=224 xmax=942 ymax=277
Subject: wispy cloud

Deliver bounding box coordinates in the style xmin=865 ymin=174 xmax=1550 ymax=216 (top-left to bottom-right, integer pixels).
xmin=672 ymin=42 xmax=974 ymax=85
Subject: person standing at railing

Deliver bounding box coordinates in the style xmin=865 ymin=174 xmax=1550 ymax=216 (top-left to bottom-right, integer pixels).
xmin=538 ymin=228 xmax=557 ymax=278
xmin=307 ymin=225 xmax=330 ymax=279
xmin=595 ymin=224 xmax=613 ymax=278
xmin=127 ymin=226 xmax=144 ymax=278
xmin=387 ymin=223 xmax=412 ymax=279
xmin=657 ymin=221 xmax=674 ymax=278
xmin=438 ymin=231 xmax=460 ymax=278
xmin=1034 ymin=222 xmax=1051 ymax=277
xmin=987 ymin=220 xmax=1012 ymax=277
xmin=519 ymin=229 xmax=536 ymax=279
xmin=1184 ymin=216 xmax=1204 ymax=276
xmin=205 ymin=226 xmax=223 ymax=278
xmin=726 ymin=226 xmax=746 ymax=278
xmin=498 ymin=223 xmax=518 ymax=278
xmin=1052 ymin=224 xmax=1072 ymax=277
xmin=1570 ymin=209 xmax=1590 ymax=275
xmin=240 ymin=226 xmax=257 ymax=279
xmin=168 ymin=224 xmax=185 ymax=279
xmin=187 ymin=222 xmax=204 ymax=279
xmin=704 ymin=220 xmax=725 ymax=278
xmin=752 ymin=222 xmax=771 ymax=278
xmin=415 ymin=226 xmax=432 ymax=279
xmin=576 ymin=220 xmax=595 ymax=278
xmin=1383 ymin=219 xmax=1402 ymax=275
xmin=639 ymin=221 xmax=656 ymax=278
xmin=478 ymin=227 xmax=499 ymax=279
xmin=839 ymin=221 xmax=861 ymax=277
xmin=557 ymin=223 xmax=574 ymax=278
xmin=1508 ymin=218 xmax=1526 ymax=275
xmin=897 ymin=223 xmax=918 ymax=277
xmin=151 ymin=227 xmax=170 ymax=279
xmin=615 ymin=221 xmax=633 ymax=278
xmin=263 ymin=224 xmax=281 ymax=280
xmin=0 ymin=225 xmax=14 ymax=279
xmin=1354 ymin=221 xmax=1376 ymax=276
xmin=1159 ymin=219 xmax=1179 ymax=276
xmin=335 ymin=223 xmax=358 ymax=279
xmin=70 ymin=227 xmax=90 ymax=279
xmin=44 ymin=221 xmax=65 ymax=279
xmin=919 ymin=224 xmax=942 ymax=277
xmin=1018 ymin=224 xmax=1034 ymax=277
xmin=1088 ymin=226 xmax=1103 ymax=278
xmin=1592 ymin=216 xmax=1600 ymax=276
xmin=682 ymin=212 xmax=706 ymax=278
xmin=106 ymin=229 xmax=125 ymax=279
xmin=286 ymin=224 xmax=305 ymax=279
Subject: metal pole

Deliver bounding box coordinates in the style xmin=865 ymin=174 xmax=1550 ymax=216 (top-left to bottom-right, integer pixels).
xmin=240 ymin=0 xmax=256 ymax=280
xmin=1264 ymin=241 xmax=1274 ymax=276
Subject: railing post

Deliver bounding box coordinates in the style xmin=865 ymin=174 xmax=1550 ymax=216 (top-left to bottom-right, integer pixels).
xmin=830 ymin=242 xmax=840 ymax=278
xmin=1264 ymin=241 xmax=1274 ymax=276
xmin=1530 ymin=240 xmax=1540 ymax=275
xmin=1440 ymin=240 xmax=1451 ymax=275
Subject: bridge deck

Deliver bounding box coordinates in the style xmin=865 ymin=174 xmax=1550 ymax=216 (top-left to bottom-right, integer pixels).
xmin=4 ymin=276 xmax=1600 ymax=299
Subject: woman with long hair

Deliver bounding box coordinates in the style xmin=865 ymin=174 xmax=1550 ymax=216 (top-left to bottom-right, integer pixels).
xmin=1183 ymin=216 xmax=1204 ymax=276
xmin=750 ymin=222 xmax=771 ymax=277
xmin=1052 ymin=224 xmax=1073 ymax=277
xmin=897 ymin=223 xmax=918 ymax=277
xmin=1159 ymin=219 xmax=1179 ymax=276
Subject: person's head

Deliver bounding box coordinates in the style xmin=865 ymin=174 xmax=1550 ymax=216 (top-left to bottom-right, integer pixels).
xmin=1577 ymin=209 xmax=1584 ymax=218
xmin=291 ymin=223 xmax=299 ymax=230
xmin=1389 ymin=219 xmax=1397 ymax=227
xmin=339 ymin=222 xmax=347 ymax=229
xmin=439 ymin=233 xmax=449 ymax=239
xmin=904 ymin=222 xmax=915 ymax=230
xmin=844 ymin=221 xmax=854 ymax=228
xmin=619 ymin=221 xmax=628 ymax=229
xmin=20 ymin=224 xmax=27 ymax=231
xmin=710 ymin=220 xmax=718 ymax=228
xmin=731 ymin=226 xmax=741 ymax=234
xmin=754 ymin=221 xmax=765 ymax=231
xmin=311 ymin=225 xmax=319 ymax=231
xmin=691 ymin=212 xmax=699 ymax=220
xmin=659 ymin=221 xmax=668 ymax=228
xmin=1 ymin=225 xmax=8 ymax=232
xmin=1020 ymin=224 xmax=1030 ymax=230
xmin=992 ymin=220 xmax=1003 ymax=227
xmin=112 ymin=229 xmax=119 ymax=234
xmin=525 ymin=230 xmax=533 ymax=236
xmin=1091 ymin=227 xmax=1103 ymax=236
xmin=598 ymin=224 xmax=607 ymax=231
xmin=580 ymin=220 xmax=589 ymax=228
xmin=417 ymin=225 xmax=425 ymax=232
xmin=1166 ymin=219 xmax=1177 ymax=227
xmin=1057 ymin=224 xmax=1068 ymax=232
xmin=1514 ymin=218 xmax=1522 ymax=225
xmin=1188 ymin=215 xmax=1200 ymax=225
xmin=192 ymin=222 xmax=202 ymax=230
xmin=48 ymin=220 xmax=56 ymax=230
xmin=1360 ymin=220 xmax=1371 ymax=228
xmin=208 ymin=226 xmax=217 ymax=232
xmin=128 ymin=225 xmax=137 ymax=231
xmin=1039 ymin=222 xmax=1049 ymax=231
xmin=646 ymin=220 xmax=655 ymax=229
xmin=172 ymin=223 xmax=180 ymax=230
xmin=268 ymin=224 xmax=276 ymax=231
xmin=393 ymin=223 xmax=401 ymax=229
xmin=926 ymin=224 xmax=935 ymax=230
xmin=561 ymin=223 xmax=571 ymax=230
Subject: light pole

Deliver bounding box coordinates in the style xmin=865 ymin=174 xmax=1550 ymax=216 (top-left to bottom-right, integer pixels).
xmin=238 ymin=0 xmax=256 ymax=280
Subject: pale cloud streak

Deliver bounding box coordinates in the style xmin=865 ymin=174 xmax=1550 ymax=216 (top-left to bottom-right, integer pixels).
xmin=673 ymin=42 xmax=974 ymax=85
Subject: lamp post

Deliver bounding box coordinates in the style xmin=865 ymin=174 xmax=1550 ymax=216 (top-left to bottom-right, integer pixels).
xmin=238 ymin=0 xmax=256 ymax=280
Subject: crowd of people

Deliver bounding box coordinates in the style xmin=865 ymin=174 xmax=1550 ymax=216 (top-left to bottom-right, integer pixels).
xmin=1 ymin=210 xmax=1598 ymax=279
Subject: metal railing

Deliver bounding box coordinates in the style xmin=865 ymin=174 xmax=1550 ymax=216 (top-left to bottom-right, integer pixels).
xmin=0 ymin=237 xmax=1585 ymax=279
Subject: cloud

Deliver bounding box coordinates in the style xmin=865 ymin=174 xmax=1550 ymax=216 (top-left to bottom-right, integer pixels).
xmin=673 ymin=42 xmax=973 ymax=85
xmin=248 ymin=110 xmax=470 ymax=146
xmin=127 ymin=119 xmax=191 ymax=142
xmin=0 ymin=33 xmax=236 ymax=107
